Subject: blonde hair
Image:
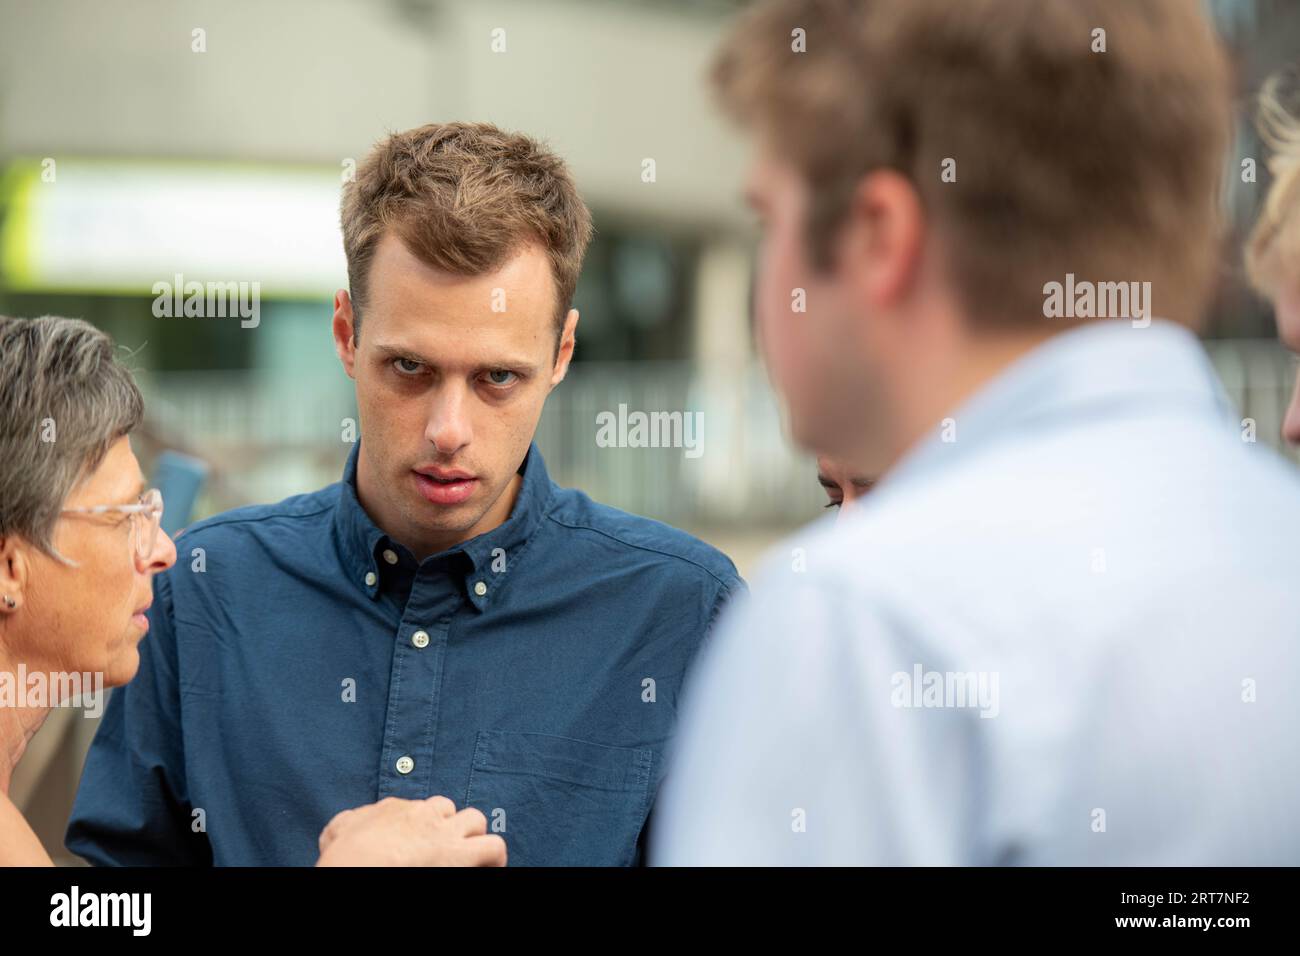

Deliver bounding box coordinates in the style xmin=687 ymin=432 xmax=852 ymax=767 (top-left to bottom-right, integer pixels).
xmin=1246 ymin=71 xmax=1300 ymax=295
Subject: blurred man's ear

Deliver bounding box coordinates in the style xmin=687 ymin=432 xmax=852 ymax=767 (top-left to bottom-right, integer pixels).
xmin=550 ymin=308 xmax=580 ymax=389
xmin=333 ymin=290 xmax=358 ymax=379
xmin=842 ymin=169 xmax=927 ymax=314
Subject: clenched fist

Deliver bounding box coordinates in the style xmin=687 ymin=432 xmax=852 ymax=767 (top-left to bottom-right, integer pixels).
xmin=316 ymin=795 xmax=507 ymax=867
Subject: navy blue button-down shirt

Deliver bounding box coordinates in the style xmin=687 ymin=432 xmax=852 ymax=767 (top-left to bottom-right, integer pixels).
xmin=66 ymin=441 xmax=742 ymax=866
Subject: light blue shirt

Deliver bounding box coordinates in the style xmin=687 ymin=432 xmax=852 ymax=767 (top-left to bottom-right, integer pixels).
xmin=653 ymin=319 xmax=1300 ymax=865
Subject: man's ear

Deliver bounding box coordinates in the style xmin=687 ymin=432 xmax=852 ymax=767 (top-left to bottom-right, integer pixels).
xmin=0 ymin=535 xmax=32 ymax=613
xmin=333 ymin=290 xmax=358 ymax=379
xmin=549 ymin=309 xmax=580 ymax=390
xmin=842 ymin=169 xmax=926 ymax=312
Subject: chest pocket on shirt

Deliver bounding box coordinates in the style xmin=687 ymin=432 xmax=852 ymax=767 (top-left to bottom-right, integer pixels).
xmin=465 ymin=730 xmax=653 ymax=866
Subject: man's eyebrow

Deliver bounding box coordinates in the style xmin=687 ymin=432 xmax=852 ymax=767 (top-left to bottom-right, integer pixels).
xmin=373 ymin=342 xmax=432 ymax=363
xmin=816 ymin=474 xmax=837 ymax=489
xmin=372 ymin=342 xmax=539 ymax=373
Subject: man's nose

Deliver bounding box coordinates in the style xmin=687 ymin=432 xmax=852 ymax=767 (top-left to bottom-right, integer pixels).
xmin=425 ymin=386 xmax=473 ymax=455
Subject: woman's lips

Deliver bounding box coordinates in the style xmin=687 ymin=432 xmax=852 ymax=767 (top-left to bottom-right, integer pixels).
xmin=413 ymin=471 xmax=478 ymax=506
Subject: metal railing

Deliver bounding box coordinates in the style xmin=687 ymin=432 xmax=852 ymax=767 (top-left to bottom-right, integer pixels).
xmin=137 ymin=340 xmax=1300 ymax=529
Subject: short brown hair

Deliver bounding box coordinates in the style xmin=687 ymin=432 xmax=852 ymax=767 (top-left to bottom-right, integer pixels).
xmin=712 ymin=0 xmax=1232 ymax=328
xmin=341 ymin=122 xmax=594 ymax=340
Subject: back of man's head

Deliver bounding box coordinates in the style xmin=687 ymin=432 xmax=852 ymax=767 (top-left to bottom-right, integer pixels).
xmin=713 ymin=0 xmax=1231 ymax=330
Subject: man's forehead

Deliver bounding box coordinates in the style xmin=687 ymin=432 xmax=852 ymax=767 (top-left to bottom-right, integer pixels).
xmin=373 ymin=230 xmax=547 ymax=284
xmin=367 ymin=234 xmax=557 ymax=319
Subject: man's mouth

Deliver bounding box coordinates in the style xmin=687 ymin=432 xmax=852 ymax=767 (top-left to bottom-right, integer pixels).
xmin=412 ymin=468 xmax=479 ymax=506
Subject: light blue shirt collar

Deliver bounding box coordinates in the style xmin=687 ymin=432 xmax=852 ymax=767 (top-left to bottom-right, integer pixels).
xmin=884 ymin=319 xmax=1236 ymax=490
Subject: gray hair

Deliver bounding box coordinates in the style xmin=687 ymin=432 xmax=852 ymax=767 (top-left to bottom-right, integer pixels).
xmin=0 ymin=316 xmax=144 ymax=559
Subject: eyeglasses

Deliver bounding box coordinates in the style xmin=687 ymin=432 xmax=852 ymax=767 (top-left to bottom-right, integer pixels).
xmin=62 ymin=488 xmax=165 ymax=562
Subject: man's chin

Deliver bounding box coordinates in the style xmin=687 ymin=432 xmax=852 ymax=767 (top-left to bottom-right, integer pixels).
xmin=791 ymin=414 xmax=849 ymax=460
xmin=794 ymin=411 xmax=885 ymax=472
xmin=406 ymin=496 xmax=492 ymax=538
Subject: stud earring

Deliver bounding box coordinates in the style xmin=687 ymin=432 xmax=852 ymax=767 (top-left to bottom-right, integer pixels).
xmin=3 ymin=596 xmax=14 ymax=609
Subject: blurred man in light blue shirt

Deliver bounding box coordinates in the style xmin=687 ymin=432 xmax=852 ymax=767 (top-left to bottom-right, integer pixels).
xmin=653 ymin=0 xmax=1300 ymax=865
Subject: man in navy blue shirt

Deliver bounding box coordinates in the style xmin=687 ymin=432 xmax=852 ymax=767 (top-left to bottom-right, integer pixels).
xmin=66 ymin=122 xmax=742 ymax=866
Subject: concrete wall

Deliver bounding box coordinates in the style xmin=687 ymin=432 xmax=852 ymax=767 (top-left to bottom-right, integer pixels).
xmin=0 ymin=0 xmax=752 ymax=229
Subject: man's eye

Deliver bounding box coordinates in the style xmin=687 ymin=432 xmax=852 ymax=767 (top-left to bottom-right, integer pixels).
xmin=393 ymin=358 xmax=425 ymax=376
xmin=823 ymin=500 xmax=842 ymax=510
xmin=484 ymin=369 xmax=517 ymax=387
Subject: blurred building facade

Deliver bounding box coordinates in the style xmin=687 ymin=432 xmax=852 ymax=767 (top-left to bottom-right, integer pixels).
xmin=0 ymin=0 xmax=829 ymax=548
xmin=2 ymin=0 xmax=1298 ymax=539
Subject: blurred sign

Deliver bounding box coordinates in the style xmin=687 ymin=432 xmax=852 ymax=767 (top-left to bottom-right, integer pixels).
xmin=0 ymin=158 xmax=348 ymax=296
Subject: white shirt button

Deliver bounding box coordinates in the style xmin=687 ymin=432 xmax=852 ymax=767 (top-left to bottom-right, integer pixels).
xmin=382 ymin=549 xmax=399 ymax=565
xmin=473 ymin=581 xmax=488 ymax=597
xmin=395 ymin=756 xmax=414 ymax=775
xmin=412 ymin=630 xmax=429 ymax=649
xmin=364 ymin=571 xmax=377 ymax=587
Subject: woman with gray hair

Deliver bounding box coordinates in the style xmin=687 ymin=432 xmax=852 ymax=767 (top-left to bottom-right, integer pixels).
xmin=0 ymin=316 xmax=505 ymax=866
xmin=0 ymin=316 xmax=175 ymax=865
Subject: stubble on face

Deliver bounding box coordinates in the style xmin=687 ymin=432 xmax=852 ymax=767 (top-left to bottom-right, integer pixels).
xmin=343 ymin=234 xmax=566 ymax=560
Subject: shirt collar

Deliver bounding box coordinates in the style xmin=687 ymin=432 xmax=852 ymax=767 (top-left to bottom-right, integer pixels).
xmin=883 ymin=318 xmax=1236 ymax=491
xmin=333 ymin=441 xmax=554 ymax=607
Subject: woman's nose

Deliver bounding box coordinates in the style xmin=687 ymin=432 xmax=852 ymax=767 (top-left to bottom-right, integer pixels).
xmin=138 ymin=528 xmax=179 ymax=574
